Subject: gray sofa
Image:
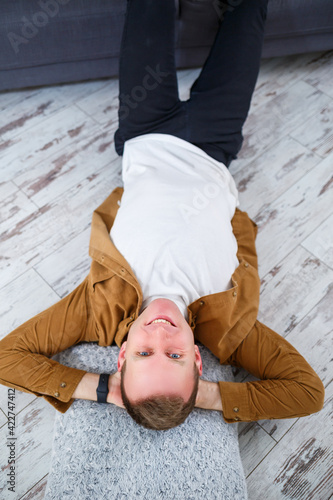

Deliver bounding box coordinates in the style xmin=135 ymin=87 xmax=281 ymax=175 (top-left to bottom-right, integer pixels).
xmin=1 ymin=0 xmax=333 ymax=92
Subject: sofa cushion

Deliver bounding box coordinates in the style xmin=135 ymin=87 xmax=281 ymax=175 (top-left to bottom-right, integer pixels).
xmin=262 ymin=0 xmax=333 ymax=56
xmin=0 ymin=0 xmax=332 ymax=91
xmin=2 ymin=0 xmax=124 ymax=68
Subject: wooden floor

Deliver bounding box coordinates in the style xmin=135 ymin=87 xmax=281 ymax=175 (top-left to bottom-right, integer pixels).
xmin=0 ymin=51 xmax=332 ymax=500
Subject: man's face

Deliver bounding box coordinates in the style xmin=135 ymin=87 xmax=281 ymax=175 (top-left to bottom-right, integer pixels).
xmin=117 ymin=298 xmax=202 ymax=402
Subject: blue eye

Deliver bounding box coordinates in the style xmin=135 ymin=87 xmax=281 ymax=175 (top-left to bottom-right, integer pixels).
xmin=139 ymin=352 xmax=150 ymax=356
xmin=169 ymin=353 xmax=181 ymax=359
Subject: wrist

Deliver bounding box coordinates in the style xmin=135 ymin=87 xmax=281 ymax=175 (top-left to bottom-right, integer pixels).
xmin=196 ymin=380 xmax=222 ymax=412
xmin=72 ymin=373 xmax=99 ymax=401
xmin=107 ymin=371 xmax=124 ymax=408
xmin=107 ymin=374 xmax=115 ymax=404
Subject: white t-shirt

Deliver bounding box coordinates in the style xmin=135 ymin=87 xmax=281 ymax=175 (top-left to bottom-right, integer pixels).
xmin=110 ymin=134 xmax=239 ymax=319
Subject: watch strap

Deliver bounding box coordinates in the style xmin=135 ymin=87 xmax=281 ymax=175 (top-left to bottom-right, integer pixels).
xmin=96 ymin=373 xmax=110 ymax=403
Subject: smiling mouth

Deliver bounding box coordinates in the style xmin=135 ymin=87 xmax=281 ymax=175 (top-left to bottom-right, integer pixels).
xmin=148 ymin=318 xmax=175 ymax=326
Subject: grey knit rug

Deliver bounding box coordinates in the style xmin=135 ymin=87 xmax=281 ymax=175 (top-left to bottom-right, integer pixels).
xmin=45 ymin=343 xmax=247 ymax=500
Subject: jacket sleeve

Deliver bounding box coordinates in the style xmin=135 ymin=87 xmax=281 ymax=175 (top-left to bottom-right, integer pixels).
xmin=219 ymin=320 xmax=325 ymax=423
xmin=0 ymin=277 xmax=97 ymax=413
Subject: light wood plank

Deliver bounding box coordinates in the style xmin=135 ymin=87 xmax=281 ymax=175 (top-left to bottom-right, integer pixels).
xmin=256 ymin=417 xmax=298 ymax=447
xmin=233 ymin=135 xmax=320 ymax=216
xmin=258 ymin=246 xmax=332 ymax=336
xmin=246 ymin=386 xmax=333 ymax=500
xmin=35 ymin=228 xmax=91 ymax=298
xmin=290 ymin=99 xmax=333 ymax=158
xmin=75 ymin=79 xmax=120 ymax=125
xmin=263 ymin=79 xmax=332 ymax=133
xmin=255 ymin=152 xmax=333 ymax=277
xmin=305 ymin=52 xmax=333 ymax=99
xmin=0 ymin=181 xmax=19 ymax=210
xmin=20 ymin=476 xmax=48 ymax=500
xmin=301 ymin=214 xmax=333 ymax=269
xmin=0 ymin=186 xmax=38 ymax=235
xmin=0 ymin=398 xmax=55 ymax=500
xmin=0 ymin=80 xmax=110 ymax=140
xmin=0 ymin=386 xmax=37 ymax=422
xmin=238 ymin=422 xmax=276 ymax=477
xmin=0 ymin=89 xmax=63 ymax=142
xmin=258 ymin=285 xmax=333 ymax=440
xmin=53 ymin=79 xmax=110 ymax=106
xmin=0 ymin=88 xmax=41 ymax=113
xmin=0 ymin=106 xmax=100 ymax=183
xmin=285 ymin=284 xmax=333 ymax=389
xmin=0 ymin=407 xmax=7 ymax=428
xmin=250 ymin=53 xmax=316 ymax=111
xmin=231 ymin=80 xmax=332 ymax=174
xmin=15 ymin=125 xmax=120 ymax=208
xmin=0 ymin=169 xmax=121 ymax=289
xmin=0 ymin=269 xmax=59 ymax=338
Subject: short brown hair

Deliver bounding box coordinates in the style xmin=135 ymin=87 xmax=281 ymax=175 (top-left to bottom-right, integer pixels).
xmin=120 ymin=361 xmax=199 ymax=430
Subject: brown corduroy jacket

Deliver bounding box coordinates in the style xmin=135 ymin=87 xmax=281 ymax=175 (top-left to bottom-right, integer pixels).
xmin=0 ymin=187 xmax=325 ymax=422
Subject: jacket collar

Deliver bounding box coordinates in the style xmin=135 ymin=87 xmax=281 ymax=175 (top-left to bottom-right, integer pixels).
xmin=89 ymin=188 xmax=260 ymax=360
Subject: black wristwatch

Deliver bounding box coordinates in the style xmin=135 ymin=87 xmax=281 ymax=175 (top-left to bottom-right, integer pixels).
xmin=96 ymin=373 xmax=110 ymax=403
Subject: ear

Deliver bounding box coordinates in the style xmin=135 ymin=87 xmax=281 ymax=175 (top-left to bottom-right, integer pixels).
xmin=117 ymin=341 xmax=127 ymax=372
xmin=194 ymin=345 xmax=203 ymax=376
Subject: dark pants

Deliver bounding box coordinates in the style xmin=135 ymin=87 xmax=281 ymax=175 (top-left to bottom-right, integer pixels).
xmin=114 ymin=0 xmax=268 ymax=167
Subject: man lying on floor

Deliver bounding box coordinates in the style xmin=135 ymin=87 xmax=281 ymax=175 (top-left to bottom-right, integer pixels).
xmin=0 ymin=0 xmax=325 ymax=430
